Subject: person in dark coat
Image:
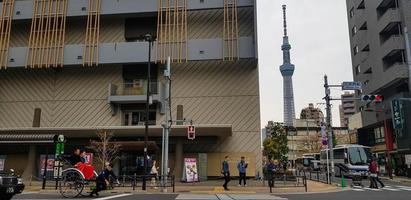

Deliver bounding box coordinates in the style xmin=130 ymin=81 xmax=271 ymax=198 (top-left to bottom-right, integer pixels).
xmin=69 ymin=148 xmax=82 ymax=166
xmin=266 ymin=159 xmax=276 ymax=187
xmin=90 ymin=163 xmax=117 ymax=197
xmin=237 ymin=156 xmax=248 ymax=187
xmin=221 ymin=156 xmax=231 ymax=191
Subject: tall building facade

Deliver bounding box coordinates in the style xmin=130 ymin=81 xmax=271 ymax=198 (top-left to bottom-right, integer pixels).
xmin=346 ymin=0 xmax=411 ymax=176
xmin=280 ymin=5 xmax=296 ymax=127
xmin=339 ymin=92 xmax=356 ymax=127
xmin=0 ymin=0 xmax=260 ymax=179
xmin=300 ymin=103 xmax=324 ymax=126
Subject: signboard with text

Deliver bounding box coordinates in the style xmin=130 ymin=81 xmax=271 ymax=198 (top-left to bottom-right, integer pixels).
xmin=0 ymin=158 xmax=5 ymax=171
xmin=391 ymin=99 xmax=404 ymax=130
xmin=342 ymin=82 xmax=362 ymax=90
xmin=405 ymin=154 xmax=411 ymax=165
xmin=184 ymin=158 xmax=199 ymax=182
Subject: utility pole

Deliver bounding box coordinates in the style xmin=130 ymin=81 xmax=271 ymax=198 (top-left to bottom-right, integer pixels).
xmin=143 ymin=34 xmax=153 ymax=191
xmin=324 ymin=75 xmax=335 ymax=183
xmin=161 ymin=57 xmax=172 ymax=192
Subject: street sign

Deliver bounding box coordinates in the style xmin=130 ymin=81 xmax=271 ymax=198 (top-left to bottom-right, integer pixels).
xmin=391 ymin=99 xmax=404 ymax=130
xmin=342 ymin=81 xmax=362 ymax=90
xmin=405 ymin=154 xmax=411 ymax=165
xmin=187 ymin=125 xmax=195 ymax=140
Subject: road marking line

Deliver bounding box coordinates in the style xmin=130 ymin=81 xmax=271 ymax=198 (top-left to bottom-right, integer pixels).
xmin=382 ymin=187 xmax=400 ymax=191
xmin=94 ymin=194 xmax=132 ymax=200
xmin=351 ymin=188 xmax=365 ymax=191
xmin=363 ymin=187 xmax=381 ymax=191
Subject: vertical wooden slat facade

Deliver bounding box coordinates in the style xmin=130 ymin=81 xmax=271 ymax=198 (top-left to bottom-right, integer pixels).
xmin=83 ymin=0 xmax=101 ymax=67
xmin=223 ymin=0 xmax=239 ymax=61
xmin=156 ymin=0 xmax=188 ymax=64
xmin=0 ymin=0 xmax=15 ymax=69
xmin=26 ymin=0 xmax=68 ymax=69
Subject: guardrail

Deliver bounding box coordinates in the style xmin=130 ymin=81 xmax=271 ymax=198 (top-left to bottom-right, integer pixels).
xmin=296 ymin=170 xmax=330 ymax=184
xmin=266 ymin=173 xmax=307 ymax=193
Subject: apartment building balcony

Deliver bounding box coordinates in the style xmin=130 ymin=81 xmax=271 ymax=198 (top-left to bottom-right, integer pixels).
xmin=380 ymin=35 xmax=405 ymax=61
xmin=108 ymin=81 xmax=161 ymax=105
xmin=343 ymin=103 xmax=356 ymax=109
xmin=6 ymin=37 xmax=255 ymax=68
xmin=0 ymin=0 xmax=254 ymax=21
xmin=377 ymin=8 xmax=401 ymax=34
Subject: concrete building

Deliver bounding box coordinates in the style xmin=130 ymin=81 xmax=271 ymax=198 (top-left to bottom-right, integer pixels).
xmin=346 ymin=0 xmax=411 ymax=176
xmin=300 ymin=103 xmax=324 ymax=126
xmin=280 ymin=5 xmax=296 ymax=127
xmin=339 ymin=92 xmax=356 ymax=127
xmin=0 ymin=0 xmax=260 ymax=179
xmin=287 ymin=119 xmax=349 ymax=164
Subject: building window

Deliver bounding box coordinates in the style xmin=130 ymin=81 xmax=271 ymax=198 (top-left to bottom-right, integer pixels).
xmin=355 ymin=65 xmax=361 ymax=75
xmin=125 ymin=16 xmax=157 ymax=42
xmin=374 ymin=127 xmax=385 ymax=144
xmin=352 ymin=26 xmax=358 ymax=36
xmin=123 ymin=111 xmax=156 ymax=126
xmin=350 ymin=7 xmax=354 ymax=18
xmin=353 ymin=45 xmax=359 ymax=55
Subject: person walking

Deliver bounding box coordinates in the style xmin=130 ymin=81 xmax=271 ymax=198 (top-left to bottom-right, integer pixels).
xmin=150 ymin=160 xmax=159 ymax=189
xmin=369 ymin=158 xmax=378 ymax=188
xmin=237 ymin=156 xmax=248 ymax=187
xmin=266 ymin=159 xmax=276 ymax=188
xmin=222 ymin=156 xmax=231 ymax=191
xmin=374 ymin=157 xmax=385 ymax=188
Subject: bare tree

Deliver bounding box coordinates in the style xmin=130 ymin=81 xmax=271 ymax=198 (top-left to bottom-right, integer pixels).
xmin=89 ymin=131 xmax=121 ymax=170
xmin=299 ymin=134 xmax=323 ymax=155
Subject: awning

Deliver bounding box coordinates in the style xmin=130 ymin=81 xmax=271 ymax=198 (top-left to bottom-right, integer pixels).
xmin=0 ymin=124 xmax=232 ymax=139
xmin=0 ymin=134 xmax=55 ymax=144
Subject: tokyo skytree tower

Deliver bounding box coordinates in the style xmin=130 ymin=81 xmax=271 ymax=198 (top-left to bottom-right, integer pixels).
xmin=280 ymin=5 xmax=296 ymax=126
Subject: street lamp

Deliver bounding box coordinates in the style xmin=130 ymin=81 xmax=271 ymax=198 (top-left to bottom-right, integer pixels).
xmin=143 ymin=33 xmax=154 ymax=190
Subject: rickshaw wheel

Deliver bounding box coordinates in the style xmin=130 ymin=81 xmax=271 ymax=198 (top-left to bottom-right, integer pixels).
xmin=59 ymin=170 xmax=84 ymax=198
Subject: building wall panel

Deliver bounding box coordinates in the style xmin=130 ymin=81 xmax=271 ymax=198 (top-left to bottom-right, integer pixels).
xmin=9 ymin=22 xmax=30 ymax=47
xmin=188 ymin=7 xmax=254 ymax=39
xmin=0 ymin=65 xmax=122 ymax=128
xmin=158 ymin=59 xmax=261 ymax=174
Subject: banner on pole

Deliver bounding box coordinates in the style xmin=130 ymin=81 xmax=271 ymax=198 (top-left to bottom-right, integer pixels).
xmin=321 ymin=124 xmax=328 ymax=146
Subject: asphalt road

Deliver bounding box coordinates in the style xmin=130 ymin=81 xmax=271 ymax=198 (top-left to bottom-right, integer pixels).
xmin=12 ymin=187 xmax=411 ymax=200
xmin=11 ymin=178 xmax=411 ymax=200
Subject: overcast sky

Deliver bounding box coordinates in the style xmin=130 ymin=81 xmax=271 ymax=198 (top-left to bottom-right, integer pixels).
xmin=257 ymin=0 xmax=353 ymax=128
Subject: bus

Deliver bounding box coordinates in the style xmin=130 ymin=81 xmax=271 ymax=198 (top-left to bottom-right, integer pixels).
xmin=320 ymin=144 xmax=372 ymax=177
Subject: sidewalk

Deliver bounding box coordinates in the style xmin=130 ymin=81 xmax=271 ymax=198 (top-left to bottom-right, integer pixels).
xmin=23 ymin=180 xmax=339 ymax=195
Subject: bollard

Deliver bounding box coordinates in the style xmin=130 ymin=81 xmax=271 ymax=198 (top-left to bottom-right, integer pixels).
xmin=133 ymin=173 xmax=136 ymax=191
xmin=341 ymin=174 xmax=346 ymax=188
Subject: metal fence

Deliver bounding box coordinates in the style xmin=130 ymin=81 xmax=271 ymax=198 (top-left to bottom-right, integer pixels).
xmin=295 ymin=170 xmax=330 ymax=184
xmin=266 ymin=173 xmax=307 ymax=193
xmin=36 ymin=174 xmax=175 ymax=192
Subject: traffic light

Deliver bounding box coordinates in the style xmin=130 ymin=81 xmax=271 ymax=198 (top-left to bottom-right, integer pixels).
xmin=187 ymin=125 xmax=195 ymax=140
xmin=361 ymin=94 xmax=382 ymax=102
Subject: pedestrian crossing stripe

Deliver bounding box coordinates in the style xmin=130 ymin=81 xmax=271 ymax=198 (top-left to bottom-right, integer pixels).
xmin=382 ymin=187 xmax=400 ymax=191
xmin=350 ymin=185 xmax=411 ymax=192
xmin=363 ymin=187 xmax=382 ymax=191
xmin=396 ymin=187 xmax=411 ymax=191
xmin=351 ymin=188 xmax=364 ymax=191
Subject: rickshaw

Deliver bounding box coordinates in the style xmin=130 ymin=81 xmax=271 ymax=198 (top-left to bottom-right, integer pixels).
xmin=57 ymin=155 xmax=98 ymax=198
